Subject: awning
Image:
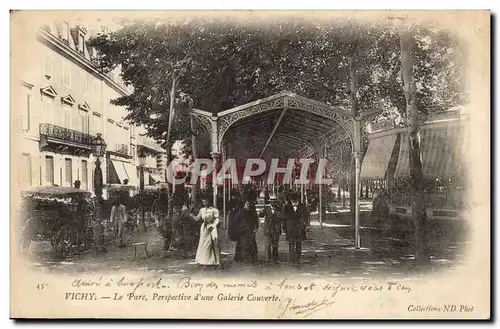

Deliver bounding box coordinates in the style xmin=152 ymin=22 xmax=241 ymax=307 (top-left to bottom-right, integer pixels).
xmin=143 ymin=172 xmax=150 ymax=185
xmin=111 ymin=160 xmax=129 ymax=185
xmin=150 ymin=173 xmax=162 ymax=184
xmin=394 ymin=125 xmax=466 ymax=178
xmin=360 ymin=134 xmax=398 ymax=180
xmin=123 ymin=162 xmax=139 ymax=186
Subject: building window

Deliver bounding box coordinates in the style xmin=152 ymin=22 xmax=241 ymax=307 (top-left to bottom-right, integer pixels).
xmin=21 ymin=93 xmax=31 ymax=132
xmin=92 ymin=113 xmax=102 ymax=135
xmin=79 ymin=73 xmax=87 ymax=95
xmin=79 ymin=109 xmax=89 ymax=134
xmin=19 ymin=153 xmax=32 ymax=188
xmin=62 ymin=62 xmax=71 ymax=87
xmin=43 ymin=56 xmax=52 ymax=78
xmin=63 ymin=104 xmax=71 ymax=129
xmin=65 ymin=158 xmax=73 ymax=187
xmin=45 ymin=156 xmax=54 ymax=185
xmin=43 ymin=97 xmax=55 ymax=125
xmin=81 ymin=160 xmax=88 ymax=190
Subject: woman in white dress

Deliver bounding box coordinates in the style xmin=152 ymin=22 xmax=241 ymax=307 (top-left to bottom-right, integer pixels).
xmin=192 ymin=196 xmax=222 ymax=267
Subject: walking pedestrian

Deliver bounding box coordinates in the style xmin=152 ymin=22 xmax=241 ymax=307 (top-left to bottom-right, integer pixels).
xmin=110 ymin=195 xmax=127 ymax=248
xmin=191 ymin=196 xmax=222 ymax=268
xmin=263 ymin=196 xmax=282 ymax=264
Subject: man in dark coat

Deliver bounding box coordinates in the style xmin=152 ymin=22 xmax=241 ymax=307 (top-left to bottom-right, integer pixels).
xmin=262 ymin=196 xmax=282 ymax=264
xmin=234 ymin=201 xmax=259 ymax=264
xmin=284 ymin=197 xmax=306 ymax=264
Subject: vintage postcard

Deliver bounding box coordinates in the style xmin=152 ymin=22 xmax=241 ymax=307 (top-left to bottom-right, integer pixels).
xmin=10 ymin=10 xmax=490 ymax=319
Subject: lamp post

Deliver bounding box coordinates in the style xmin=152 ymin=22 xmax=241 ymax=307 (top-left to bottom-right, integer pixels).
xmin=138 ymin=149 xmax=147 ymax=231
xmin=91 ymin=133 xmax=107 ymax=253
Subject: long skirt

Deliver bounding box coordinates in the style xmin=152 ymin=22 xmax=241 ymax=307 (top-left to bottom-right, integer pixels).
xmin=234 ymin=234 xmax=258 ymax=263
xmin=195 ymin=223 xmax=220 ymax=265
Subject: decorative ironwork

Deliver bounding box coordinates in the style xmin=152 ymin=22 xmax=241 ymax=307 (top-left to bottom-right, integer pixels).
xmin=217 ymin=93 xmax=354 ymax=148
xmin=191 ymin=113 xmax=212 ymax=134
xmin=39 ymin=123 xmax=93 ymax=147
xmin=218 ymin=97 xmax=285 ymax=143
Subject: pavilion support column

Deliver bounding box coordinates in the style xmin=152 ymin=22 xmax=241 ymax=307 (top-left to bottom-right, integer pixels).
xmin=210 ymin=115 xmax=220 ymax=208
xmin=352 ymin=118 xmax=362 ymax=249
xmin=316 ymin=144 xmax=325 ymax=229
xmin=211 ymin=152 xmax=221 ymax=208
xmin=190 ymin=114 xmax=199 ymax=207
xmin=300 ymin=179 xmax=304 ymax=203
xmin=222 ymin=144 xmax=228 ymax=229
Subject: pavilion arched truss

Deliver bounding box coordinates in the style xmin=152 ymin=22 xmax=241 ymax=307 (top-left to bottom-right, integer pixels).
xmin=190 ymin=91 xmax=360 ymax=161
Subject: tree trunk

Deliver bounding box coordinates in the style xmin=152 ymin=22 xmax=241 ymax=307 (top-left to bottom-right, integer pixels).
xmin=164 ymin=74 xmax=177 ymax=251
xmin=399 ymin=26 xmax=427 ymax=263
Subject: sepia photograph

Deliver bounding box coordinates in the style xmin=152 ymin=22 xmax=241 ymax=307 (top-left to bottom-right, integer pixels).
xmin=9 ymin=9 xmax=490 ymax=319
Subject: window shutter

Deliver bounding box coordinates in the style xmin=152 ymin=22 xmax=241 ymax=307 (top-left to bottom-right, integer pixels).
xmin=45 ymin=156 xmax=54 ymax=185
xmin=81 ymin=160 xmax=88 ymax=190
xmin=65 ymin=158 xmax=73 ymax=186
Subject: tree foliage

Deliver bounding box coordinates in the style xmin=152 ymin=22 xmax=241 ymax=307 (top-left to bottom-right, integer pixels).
xmin=88 ymin=16 xmax=467 ymax=146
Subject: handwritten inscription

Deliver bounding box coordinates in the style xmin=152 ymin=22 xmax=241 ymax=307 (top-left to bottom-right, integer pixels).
xmin=59 ymin=276 xmax=420 ymax=318
xmin=279 ymin=297 xmax=336 ymax=318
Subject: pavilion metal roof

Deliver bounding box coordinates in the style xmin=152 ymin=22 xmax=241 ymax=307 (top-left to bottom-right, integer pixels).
xmin=217 ymin=91 xmax=355 ymax=162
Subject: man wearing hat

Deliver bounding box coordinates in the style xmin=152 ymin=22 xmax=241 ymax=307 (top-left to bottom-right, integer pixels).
xmin=262 ymin=195 xmax=282 ymax=264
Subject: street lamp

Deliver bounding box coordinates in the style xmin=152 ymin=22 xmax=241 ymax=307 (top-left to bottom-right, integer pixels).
xmin=91 ymin=133 xmax=107 ymax=252
xmin=138 ymin=149 xmax=147 ymax=231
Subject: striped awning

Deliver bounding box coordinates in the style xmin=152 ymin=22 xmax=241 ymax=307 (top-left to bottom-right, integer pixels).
xmin=110 ymin=160 xmax=129 ymax=185
xmin=394 ymin=124 xmax=467 ymax=178
xmin=360 ymin=134 xmax=398 ymax=180
xmin=123 ymin=162 xmax=139 ymax=186
xmin=150 ymin=174 xmax=162 ymax=184
xmin=143 ymin=172 xmax=151 ymax=186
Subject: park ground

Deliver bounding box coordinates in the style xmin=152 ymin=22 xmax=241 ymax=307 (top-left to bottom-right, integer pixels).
xmin=23 ymin=200 xmax=470 ymax=279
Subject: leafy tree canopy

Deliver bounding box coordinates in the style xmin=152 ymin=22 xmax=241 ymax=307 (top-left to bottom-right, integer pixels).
xmin=88 ymin=16 xmax=467 ymax=147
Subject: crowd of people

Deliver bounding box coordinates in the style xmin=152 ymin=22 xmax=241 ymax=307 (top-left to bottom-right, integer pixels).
xmin=199 ymin=187 xmax=312 ymax=268
xmin=107 ymin=185 xmax=312 ymax=268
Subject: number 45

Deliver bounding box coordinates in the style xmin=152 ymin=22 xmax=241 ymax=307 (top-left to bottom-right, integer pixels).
xmin=36 ymin=283 xmax=46 ymax=290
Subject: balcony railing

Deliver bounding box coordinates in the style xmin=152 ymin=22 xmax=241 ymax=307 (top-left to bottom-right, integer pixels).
xmin=39 ymin=123 xmax=94 ymax=147
xmin=115 ymin=143 xmax=129 ymax=156
xmin=137 ymin=135 xmax=164 ymax=153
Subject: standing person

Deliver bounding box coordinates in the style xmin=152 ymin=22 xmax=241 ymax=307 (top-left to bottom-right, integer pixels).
xmin=296 ymin=199 xmax=309 ymax=244
xmin=110 ymin=195 xmax=127 ymax=248
xmin=263 ymin=196 xmax=282 ymax=264
xmin=264 ymin=189 xmax=270 ymax=204
xmin=284 ymin=197 xmax=304 ymax=265
xmin=227 ymin=193 xmax=243 ymax=242
xmin=234 ymin=201 xmax=259 ymax=264
xmin=278 ymin=187 xmax=286 ymax=206
xmin=153 ymin=188 xmax=171 ymax=248
xmin=191 ymin=196 xmax=222 ymax=268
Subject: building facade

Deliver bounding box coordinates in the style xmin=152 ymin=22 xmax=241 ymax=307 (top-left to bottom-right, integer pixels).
xmin=13 ymin=19 xmax=166 ymax=198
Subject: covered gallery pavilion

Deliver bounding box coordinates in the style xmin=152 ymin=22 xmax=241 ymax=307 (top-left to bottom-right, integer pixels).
xmin=190 ymin=91 xmax=379 ymax=248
